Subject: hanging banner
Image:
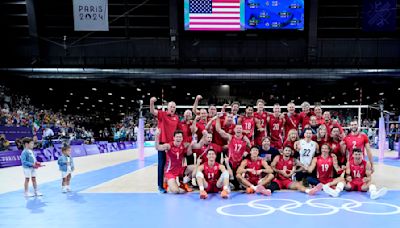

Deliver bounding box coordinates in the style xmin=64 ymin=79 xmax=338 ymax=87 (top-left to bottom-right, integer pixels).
xmin=73 ymin=0 xmax=109 ymax=31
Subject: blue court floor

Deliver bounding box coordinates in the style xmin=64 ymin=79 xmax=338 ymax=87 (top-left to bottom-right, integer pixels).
xmin=1 ymin=154 xmax=399 ymax=228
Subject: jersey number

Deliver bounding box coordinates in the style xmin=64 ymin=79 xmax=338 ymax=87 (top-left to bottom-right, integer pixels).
xmin=303 ymin=149 xmax=311 ymax=157
xmin=321 ymin=164 xmax=329 ymax=172
xmin=245 ymin=122 xmax=252 ymax=129
xmin=234 ymin=143 xmax=242 ymax=152
xmin=353 ymin=170 xmax=361 ymax=178
xmin=273 ymin=123 xmax=280 ymax=131
xmin=207 ymin=173 xmax=215 ymax=179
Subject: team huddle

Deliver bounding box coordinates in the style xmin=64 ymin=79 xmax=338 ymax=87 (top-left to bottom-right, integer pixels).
xmin=151 ymin=96 xmax=387 ymax=200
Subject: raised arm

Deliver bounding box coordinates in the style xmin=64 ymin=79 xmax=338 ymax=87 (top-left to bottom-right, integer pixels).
xmin=190 ymin=115 xmax=200 ymax=134
xmin=216 ymin=118 xmax=231 ymax=141
xmin=150 ymin=97 xmax=158 ymax=116
xmin=192 ymin=95 xmax=202 ymax=115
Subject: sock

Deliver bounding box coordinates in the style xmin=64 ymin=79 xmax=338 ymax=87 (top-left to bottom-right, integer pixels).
xmin=199 ymin=186 xmax=204 ymax=191
xmin=305 ymin=189 xmax=310 ymax=194
xmin=369 ymin=184 xmax=377 ymax=193
xmin=251 ymin=185 xmax=257 ymax=191
xmin=336 ymin=182 xmax=344 ymax=192
xmin=223 ymin=186 xmax=228 ymax=191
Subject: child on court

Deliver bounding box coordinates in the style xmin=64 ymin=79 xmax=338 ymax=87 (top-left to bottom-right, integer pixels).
xmin=57 ymin=145 xmax=75 ymax=193
xmin=20 ymin=137 xmax=43 ymax=197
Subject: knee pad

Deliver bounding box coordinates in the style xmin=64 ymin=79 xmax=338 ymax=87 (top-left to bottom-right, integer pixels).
xmin=221 ymin=170 xmax=229 ymax=179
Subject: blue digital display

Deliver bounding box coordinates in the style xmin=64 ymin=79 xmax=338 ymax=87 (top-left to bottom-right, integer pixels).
xmin=245 ymin=0 xmax=304 ymax=30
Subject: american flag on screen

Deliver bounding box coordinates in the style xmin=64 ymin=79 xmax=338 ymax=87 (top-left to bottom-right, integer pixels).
xmin=188 ymin=0 xmax=243 ymax=31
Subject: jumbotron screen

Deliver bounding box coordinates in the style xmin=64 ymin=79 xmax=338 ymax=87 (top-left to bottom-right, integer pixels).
xmin=184 ymin=0 xmax=304 ymax=31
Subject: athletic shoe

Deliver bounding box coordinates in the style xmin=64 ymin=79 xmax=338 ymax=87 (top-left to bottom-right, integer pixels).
xmin=256 ymin=185 xmax=272 ymax=196
xmin=246 ymin=187 xmax=255 ymax=194
xmin=34 ymin=191 xmax=43 ymax=196
xmin=322 ymin=184 xmax=339 ymax=197
xmin=308 ymin=183 xmax=323 ymax=195
xmin=200 ymin=190 xmax=208 ymax=199
xmin=220 ymin=190 xmax=229 ymax=199
xmin=163 ymin=182 xmax=168 ymax=190
xmin=180 ymin=183 xmax=193 ymax=192
xmin=67 ymin=186 xmax=72 ymax=192
xmin=62 ymin=187 xmax=67 ymax=193
xmin=370 ymin=187 xmax=388 ymax=200
xmin=24 ymin=192 xmax=34 ymax=197
xmin=158 ymin=186 xmax=167 ymax=194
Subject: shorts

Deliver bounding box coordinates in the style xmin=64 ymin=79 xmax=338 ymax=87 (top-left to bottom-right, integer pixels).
xmin=348 ymin=180 xmax=366 ymax=191
xmin=164 ymin=166 xmax=186 ymax=180
xmin=61 ymin=171 xmax=72 ymax=178
xmin=205 ymin=181 xmax=222 ymax=193
xmin=319 ymin=178 xmax=333 ymax=185
xmin=273 ymin=178 xmax=293 ymax=189
xmin=23 ymin=168 xmax=37 ymax=178
xmin=248 ymin=176 xmax=261 ymax=186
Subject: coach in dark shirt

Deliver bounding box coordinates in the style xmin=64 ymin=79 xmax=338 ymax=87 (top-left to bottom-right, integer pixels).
xmin=258 ymin=137 xmax=280 ymax=165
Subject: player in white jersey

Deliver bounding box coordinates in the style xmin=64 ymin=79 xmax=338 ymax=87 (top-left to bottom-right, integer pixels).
xmin=294 ymin=128 xmax=319 ymax=181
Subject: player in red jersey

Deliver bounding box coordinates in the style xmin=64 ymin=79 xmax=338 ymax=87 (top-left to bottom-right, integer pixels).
xmin=270 ymin=146 xmax=323 ymax=195
xmin=191 ymin=132 xmax=223 ymax=164
xmin=283 ymin=129 xmax=299 ymax=157
xmin=267 ymin=103 xmax=285 ymax=150
xmin=206 ymin=112 xmax=235 ymax=146
xmin=190 ymin=109 xmax=208 ymax=140
xmin=314 ymin=105 xmax=324 ymax=125
xmin=236 ymin=146 xmax=274 ymax=195
xmin=238 ymin=105 xmax=256 ymax=144
xmin=321 ymin=111 xmax=345 ymax=139
xmin=196 ymin=149 xmax=230 ymax=199
xmin=329 ymin=127 xmax=346 ymax=167
xmin=344 ymin=148 xmax=387 ymax=199
xmin=316 ymin=125 xmax=329 ymax=149
xmin=216 ymin=120 xmax=251 ymax=188
xmin=150 ymin=97 xmax=180 ymax=193
xmin=191 ymin=95 xmax=217 ymax=119
xmin=178 ymin=110 xmax=193 ymax=145
xmin=155 ymin=129 xmax=195 ymax=194
xmin=341 ymin=120 xmax=374 ymax=171
xmin=254 ymin=99 xmax=268 ymax=147
xmin=299 ymin=101 xmax=314 ymax=130
xmin=307 ymin=144 xmax=345 ymax=197
xmin=283 ymin=102 xmax=300 ymax=140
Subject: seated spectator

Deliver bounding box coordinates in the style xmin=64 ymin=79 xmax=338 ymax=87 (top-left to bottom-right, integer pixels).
xmin=15 ymin=138 xmax=23 ymax=150
xmin=33 ymin=135 xmax=42 ymax=149
xmin=0 ymin=134 xmax=10 ymax=151
xmin=43 ymin=125 xmax=54 ymax=148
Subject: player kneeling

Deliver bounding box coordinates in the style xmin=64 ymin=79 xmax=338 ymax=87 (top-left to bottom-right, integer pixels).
xmin=236 ymin=146 xmax=274 ymax=196
xmin=196 ymin=149 xmax=230 ymax=199
xmin=344 ymin=148 xmax=387 ymax=199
